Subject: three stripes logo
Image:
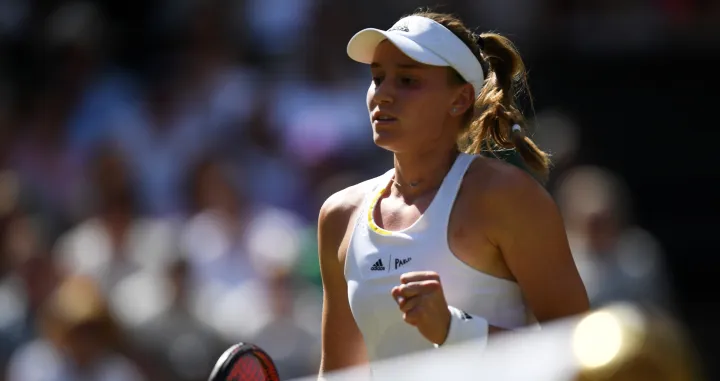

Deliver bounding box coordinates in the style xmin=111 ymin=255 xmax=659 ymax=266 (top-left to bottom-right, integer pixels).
xmin=370 ymin=259 xmax=385 ymax=271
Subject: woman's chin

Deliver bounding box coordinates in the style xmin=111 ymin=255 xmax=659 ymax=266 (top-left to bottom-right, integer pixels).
xmin=373 ymin=132 xmax=406 ymax=152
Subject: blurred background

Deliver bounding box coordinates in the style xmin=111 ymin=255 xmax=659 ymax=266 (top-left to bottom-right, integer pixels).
xmin=0 ymin=0 xmax=717 ymax=380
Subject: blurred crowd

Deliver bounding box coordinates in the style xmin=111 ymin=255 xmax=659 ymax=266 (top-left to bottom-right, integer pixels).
xmin=0 ymin=0 xmax=714 ymax=380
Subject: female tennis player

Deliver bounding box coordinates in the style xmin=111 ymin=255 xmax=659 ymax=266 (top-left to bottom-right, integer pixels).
xmin=318 ymin=11 xmax=590 ymax=376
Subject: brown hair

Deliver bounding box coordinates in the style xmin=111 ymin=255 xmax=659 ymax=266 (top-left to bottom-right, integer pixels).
xmin=412 ymin=11 xmax=550 ymax=180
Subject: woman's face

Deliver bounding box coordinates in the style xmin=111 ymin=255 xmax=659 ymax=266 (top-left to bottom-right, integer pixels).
xmin=366 ymin=41 xmax=470 ymax=153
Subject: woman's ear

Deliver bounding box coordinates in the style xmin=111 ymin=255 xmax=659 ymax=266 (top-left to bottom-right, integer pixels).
xmin=450 ymin=83 xmax=475 ymax=116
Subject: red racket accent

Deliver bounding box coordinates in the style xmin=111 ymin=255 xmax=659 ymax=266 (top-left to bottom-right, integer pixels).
xmin=227 ymin=350 xmax=280 ymax=381
xmin=253 ymin=350 xmax=280 ymax=381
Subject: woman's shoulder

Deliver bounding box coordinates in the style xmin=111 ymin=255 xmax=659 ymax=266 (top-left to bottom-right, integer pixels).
xmin=318 ymin=173 xmax=386 ymax=225
xmin=317 ymin=173 xmax=388 ymax=261
xmin=463 ymin=156 xmax=552 ymax=209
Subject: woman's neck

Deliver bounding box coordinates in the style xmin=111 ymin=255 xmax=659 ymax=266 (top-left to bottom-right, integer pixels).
xmin=392 ymin=146 xmax=460 ymax=199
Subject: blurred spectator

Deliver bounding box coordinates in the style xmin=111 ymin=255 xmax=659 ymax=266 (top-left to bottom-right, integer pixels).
xmin=180 ymin=158 xmax=259 ymax=289
xmin=245 ymin=0 xmax=317 ymax=61
xmin=554 ymin=166 xmax=675 ymax=311
xmin=179 ymin=157 xmax=309 ymax=343
xmin=251 ymin=272 xmax=322 ymax=379
xmin=0 ymin=208 xmax=59 ymax=368
xmin=6 ymin=275 xmax=144 ymax=381
xmin=231 ymin=99 xmax=310 ymax=213
xmin=103 ymin=0 xmax=260 ymax=218
xmin=47 ymin=1 xmax=137 ymax=162
xmin=102 ymin=63 xmax=211 ymax=217
xmin=7 ymin=85 xmax=89 ymax=230
xmin=269 ymin=0 xmax=373 ymax=170
xmin=53 ymin=145 xmax=180 ymax=293
xmin=113 ymin=259 xmax=226 ymax=381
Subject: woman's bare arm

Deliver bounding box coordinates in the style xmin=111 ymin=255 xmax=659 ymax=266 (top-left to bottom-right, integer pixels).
xmin=318 ymin=190 xmax=369 ymax=377
xmin=482 ymin=166 xmax=590 ymax=323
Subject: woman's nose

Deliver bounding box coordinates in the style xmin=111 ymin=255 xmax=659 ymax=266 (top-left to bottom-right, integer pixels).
xmin=372 ymin=81 xmax=394 ymax=105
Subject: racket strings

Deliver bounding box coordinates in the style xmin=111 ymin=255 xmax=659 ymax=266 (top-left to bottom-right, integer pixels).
xmin=228 ymin=352 xmax=279 ymax=381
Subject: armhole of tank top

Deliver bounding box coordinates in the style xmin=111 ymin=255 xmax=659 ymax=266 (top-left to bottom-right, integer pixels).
xmin=442 ymin=155 xmax=524 ymax=288
xmin=343 ymin=173 xmax=391 ymax=279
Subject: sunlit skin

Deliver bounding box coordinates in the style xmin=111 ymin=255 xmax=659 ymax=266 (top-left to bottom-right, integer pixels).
xmin=366 ymin=41 xmax=474 ymax=197
xmin=367 ymin=42 xmax=468 ymax=152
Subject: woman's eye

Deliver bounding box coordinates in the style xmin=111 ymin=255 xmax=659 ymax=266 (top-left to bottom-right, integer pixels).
xmin=372 ymin=76 xmax=384 ymax=85
xmin=399 ymin=77 xmax=416 ymax=86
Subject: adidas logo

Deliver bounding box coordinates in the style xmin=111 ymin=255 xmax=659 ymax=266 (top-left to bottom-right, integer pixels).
xmin=460 ymin=311 xmax=473 ymax=321
xmin=394 ymin=257 xmax=412 ymax=269
xmin=370 ymin=259 xmax=385 ymax=271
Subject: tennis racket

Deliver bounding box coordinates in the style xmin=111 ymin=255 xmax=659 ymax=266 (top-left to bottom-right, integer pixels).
xmin=208 ymin=343 xmax=281 ymax=381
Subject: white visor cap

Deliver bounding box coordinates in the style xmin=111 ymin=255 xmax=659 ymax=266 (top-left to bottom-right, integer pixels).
xmin=347 ymin=15 xmax=485 ymax=98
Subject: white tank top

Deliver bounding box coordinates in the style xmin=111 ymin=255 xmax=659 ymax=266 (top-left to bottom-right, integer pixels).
xmin=345 ymin=153 xmax=533 ymax=362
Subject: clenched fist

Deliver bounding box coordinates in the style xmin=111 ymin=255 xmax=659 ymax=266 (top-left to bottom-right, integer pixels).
xmin=390 ymin=271 xmax=451 ymax=345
